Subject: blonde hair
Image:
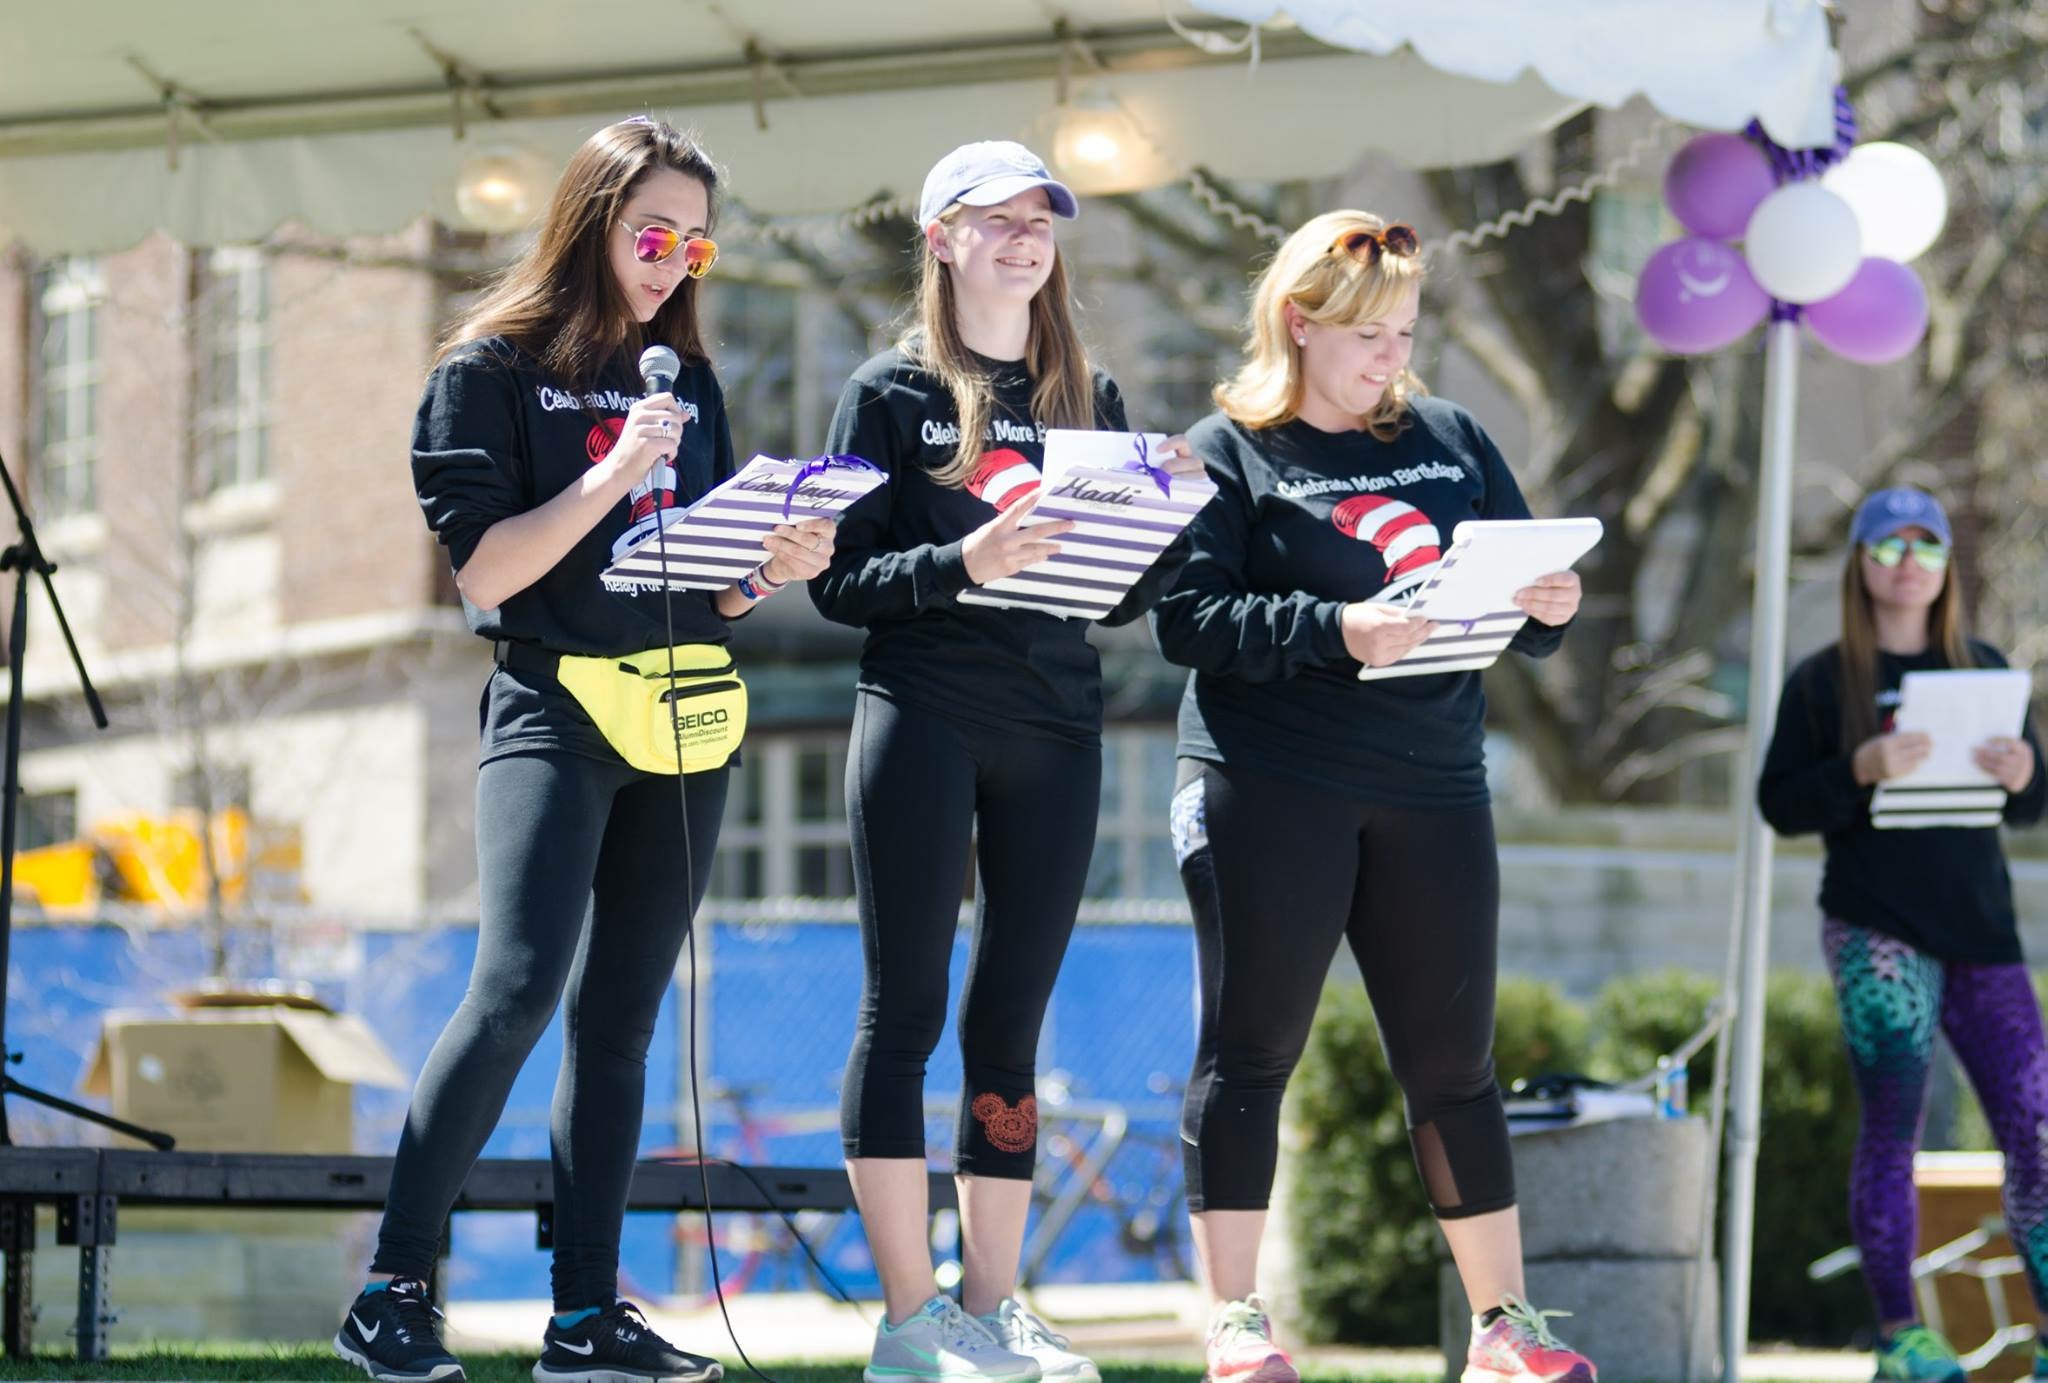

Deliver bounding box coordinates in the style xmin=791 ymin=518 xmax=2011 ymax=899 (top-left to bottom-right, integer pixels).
xmin=907 ymin=203 xmax=1097 ymax=488
xmin=1216 ymin=209 xmax=1427 ymax=440
xmin=1835 ymin=538 xmax=1974 ymax=751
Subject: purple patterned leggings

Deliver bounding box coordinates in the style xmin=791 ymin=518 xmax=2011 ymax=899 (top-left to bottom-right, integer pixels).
xmin=1824 ymin=918 xmax=2048 ymax=1324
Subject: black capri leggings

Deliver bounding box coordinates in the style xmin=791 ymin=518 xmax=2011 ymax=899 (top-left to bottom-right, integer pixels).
xmin=840 ymin=691 xmax=1101 ymax=1178
xmin=372 ymin=746 xmax=727 ymax=1310
xmin=1172 ymin=757 xmax=1513 ymax=1220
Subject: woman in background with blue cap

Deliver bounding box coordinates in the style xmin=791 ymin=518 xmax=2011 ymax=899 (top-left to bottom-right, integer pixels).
xmin=1760 ymin=486 xmax=2048 ymax=1383
xmin=810 ymin=140 xmax=1201 ymax=1383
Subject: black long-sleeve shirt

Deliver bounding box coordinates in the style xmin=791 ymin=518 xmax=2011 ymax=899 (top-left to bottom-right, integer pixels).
xmin=1758 ymin=639 xmax=2046 ymax=962
xmin=809 ymin=346 xmax=1188 ymax=745
xmin=1150 ymin=398 xmax=1565 ymax=809
xmin=411 ymin=334 xmax=737 ymax=762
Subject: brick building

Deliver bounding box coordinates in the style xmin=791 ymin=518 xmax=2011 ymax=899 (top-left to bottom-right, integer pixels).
xmin=0 ymin=216 xmax=1211 ymax=927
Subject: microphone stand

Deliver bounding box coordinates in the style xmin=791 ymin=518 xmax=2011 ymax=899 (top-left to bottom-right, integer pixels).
xmin=0 ymin=444 xmax=173 ymax=1150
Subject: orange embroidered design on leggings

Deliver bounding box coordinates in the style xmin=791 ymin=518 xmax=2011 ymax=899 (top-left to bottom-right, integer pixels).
xmin=970 ymin=1093 xmax=1038 ymax=1154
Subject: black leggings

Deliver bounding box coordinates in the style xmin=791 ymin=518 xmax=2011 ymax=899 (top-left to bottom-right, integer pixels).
xmin=372 ymin=748 xmax=728 ymax=1309
xmin=840 ymin=692 xmax=1100 ymax=1178
xmin=1173 ymin=757 xmax=1512 ymax=1219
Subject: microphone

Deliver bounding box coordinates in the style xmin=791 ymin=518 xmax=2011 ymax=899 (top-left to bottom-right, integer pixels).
xmin=639 ymin=344 xmax=680 ymax=397
xmin=631 ymin=345 xmax=683 ymax=523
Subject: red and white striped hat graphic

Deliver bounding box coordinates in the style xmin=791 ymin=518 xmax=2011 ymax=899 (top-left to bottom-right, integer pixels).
xmin=1331 ymin=494 xmax=1441 ymax=584
xmin=964 ymin=448 xmax=1042 ymax=512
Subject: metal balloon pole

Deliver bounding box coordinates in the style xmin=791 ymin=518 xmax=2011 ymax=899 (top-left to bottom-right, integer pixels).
xmin=1719 ymin=311 xmax=1803 ymax=1381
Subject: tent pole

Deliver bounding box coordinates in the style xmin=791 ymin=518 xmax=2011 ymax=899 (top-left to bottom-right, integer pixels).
xmin=1720 ymin=315 xmax=1803 ymax=1382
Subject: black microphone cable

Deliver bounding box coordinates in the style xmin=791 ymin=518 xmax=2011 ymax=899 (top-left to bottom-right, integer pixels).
xmin=643 ymin=394 xmax=866 ymax=1383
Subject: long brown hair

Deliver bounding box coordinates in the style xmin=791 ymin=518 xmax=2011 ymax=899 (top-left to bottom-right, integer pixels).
xmin=908 ymin=203 xmax=1097 ymax=488
xmin=1216 ymin=209 xmax=1427 ymax=440
xmin=1836 ymin=540 xmax=1975 ymax=751
xmin=437 ymin=119 xmax=721 ymax=391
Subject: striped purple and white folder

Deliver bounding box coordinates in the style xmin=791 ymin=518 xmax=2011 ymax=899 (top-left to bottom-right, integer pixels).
xmin=1356 ymin=517 xmax=1603 ymax=682
xmin=601 ymin=454 xmax=887 ymax=593
xmin=955 ymin=430 xmax=1217 ymax=621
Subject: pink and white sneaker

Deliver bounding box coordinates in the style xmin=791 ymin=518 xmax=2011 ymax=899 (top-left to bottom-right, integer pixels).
xmin=1204 ymin=1296 xmax=1298 ymax=1383
xmin=1463 ymin=1295 xmax=1597 ymax=1383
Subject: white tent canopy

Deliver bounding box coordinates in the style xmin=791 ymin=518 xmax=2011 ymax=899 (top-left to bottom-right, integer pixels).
xmin=1 ymin=0 xmax=1837 ymax=253
xmin=1187 ymin=0 xmax=1840 ymax=148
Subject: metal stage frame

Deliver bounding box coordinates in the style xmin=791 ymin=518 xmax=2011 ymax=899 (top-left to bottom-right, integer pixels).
xmin=0 ymin=1148 xmax=950 ymax=1361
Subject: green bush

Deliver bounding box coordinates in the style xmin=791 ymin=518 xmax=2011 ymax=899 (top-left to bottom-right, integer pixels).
xmin=1289 ymin=977 xmax=1589 ymax=1345
xmin=1290 ymin=968 xmax=1868 ymax=1347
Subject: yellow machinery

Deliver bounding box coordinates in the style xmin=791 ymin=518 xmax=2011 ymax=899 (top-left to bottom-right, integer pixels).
xmin=12 ymin=808 xmax=304 ymax=916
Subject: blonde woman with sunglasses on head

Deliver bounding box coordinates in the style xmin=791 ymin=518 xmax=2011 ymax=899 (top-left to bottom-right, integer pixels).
xmin=1760 ymin=488 xmax=2048 ymax=1383
xmin=809 ymin=141 xmax=1203 ymax=1383
xmin=1150 ymin=212 xmax=1596 ymax=1383
xmin=334 ymin=118 xmax=835 ymax=1383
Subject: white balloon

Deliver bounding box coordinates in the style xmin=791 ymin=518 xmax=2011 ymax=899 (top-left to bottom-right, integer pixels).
xmin=1743 ymin=183 xmax=1863 ymax=304
xmin=1822 ymin=142 xmax=1948 ymax=263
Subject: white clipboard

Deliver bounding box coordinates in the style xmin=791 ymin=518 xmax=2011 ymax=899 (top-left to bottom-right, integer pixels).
xmin=1355 ymin=517 xmax=1603 ymax=681
xmin=1871 ymin=668 xmax=2032 ymax=829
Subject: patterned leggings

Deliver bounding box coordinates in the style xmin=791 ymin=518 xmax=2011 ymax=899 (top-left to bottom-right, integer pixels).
xmin=1824 ymin=918 xmax=2048 ymax=1324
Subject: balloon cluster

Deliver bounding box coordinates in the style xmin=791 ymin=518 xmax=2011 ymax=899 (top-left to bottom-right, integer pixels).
xmin=1637 ymin=92 xmax=1943 ymax=364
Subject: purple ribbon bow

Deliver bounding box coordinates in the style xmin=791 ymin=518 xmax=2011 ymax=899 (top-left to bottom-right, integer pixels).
xmin=783 ymin=453 xmax=883 ymax=518
xmin=1123 ymin=435 xmax=1174 ymax=497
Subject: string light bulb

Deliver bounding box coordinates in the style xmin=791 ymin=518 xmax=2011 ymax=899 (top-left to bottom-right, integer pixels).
xmin=455 ymin=145 xmax=545 ymax=233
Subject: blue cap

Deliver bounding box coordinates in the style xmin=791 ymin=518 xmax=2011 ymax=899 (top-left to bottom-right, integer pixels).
xmin=1851 ymin=487 xmax=1952 ymax=547
xmin=917 ymin=141 xmax=1078 ymax=226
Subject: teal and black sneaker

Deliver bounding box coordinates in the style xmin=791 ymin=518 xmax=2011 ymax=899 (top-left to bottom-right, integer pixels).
xmin=1873 ymin=1324 xmax=1965 ymax=1383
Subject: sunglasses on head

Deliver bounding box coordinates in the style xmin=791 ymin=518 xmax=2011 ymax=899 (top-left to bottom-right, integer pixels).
xmin=1328 ymin=222 xmax=1421 ymax=267
xmin=623 ymin=221 xmax=719 ymax=277
xmin=1866 ymin=536 xmax=1950 ymax=572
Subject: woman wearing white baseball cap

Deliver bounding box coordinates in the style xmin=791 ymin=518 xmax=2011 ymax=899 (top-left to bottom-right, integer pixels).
xmin=810 ymin=140 xmax=1200 ymax=1383
xmin=1760 ymin=487 xmax=2048 ymax=1383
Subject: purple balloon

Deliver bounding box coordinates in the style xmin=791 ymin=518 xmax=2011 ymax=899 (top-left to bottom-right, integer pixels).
xmin=1806 ymin=258 xmax=1929 ymax=365
xmin=1636 ymin=238 xmax=1771 ymax=355
xmin=1664 ymin=133 xmax=1778 ymax=241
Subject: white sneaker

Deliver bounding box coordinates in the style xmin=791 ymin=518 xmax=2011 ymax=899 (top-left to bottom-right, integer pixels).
xmin=978 ymin=1298 xmax=1099 ymax=1383
xmin=865 ymin=1296 xmax=1043 ymax=1383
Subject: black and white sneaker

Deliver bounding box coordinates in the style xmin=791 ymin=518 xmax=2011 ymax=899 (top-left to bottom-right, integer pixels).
xmin=534 ymin=1300 xmax=724 ymax=1383
xmin=334 ymin=1277 xmax=465 ymax=1383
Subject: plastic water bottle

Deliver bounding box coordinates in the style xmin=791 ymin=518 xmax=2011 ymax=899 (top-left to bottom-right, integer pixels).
xmin=1654 ymin=1055 xmax=1689 ymax=1119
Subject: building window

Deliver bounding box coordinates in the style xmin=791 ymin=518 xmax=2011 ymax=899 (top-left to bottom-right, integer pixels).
xmin=173 ymin=763 xmax=252 ymax=815
xmin=1087 ymin=727 xmax=1181 ymax=901
xmin=193 ymin=247 xmax=270 ymax=494
xmin=707 ymin=727 xmax=1182 ymax=903
xmin=32 ymin=258 xmax=103 ymax=519
xmin=709 ymin=753 xmax=766 ymax=900
xmin=20 ymin=790 xmax=79 ymax=851
xmin=708 ymin=735 xmax=854 ymax=900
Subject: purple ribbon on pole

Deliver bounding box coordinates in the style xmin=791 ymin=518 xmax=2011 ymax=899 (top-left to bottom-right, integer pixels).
xmin=1122 ymin=435 xmax=1174 ymax=497
xmin=1744 ymin=85 xmax=1857 ymax=327
xmin=782 ymin=453 xmax=883 ymax=518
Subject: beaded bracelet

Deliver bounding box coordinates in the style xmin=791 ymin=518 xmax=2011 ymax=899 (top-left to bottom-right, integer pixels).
xmin=737 ymin=563 xmax=786 ymax=602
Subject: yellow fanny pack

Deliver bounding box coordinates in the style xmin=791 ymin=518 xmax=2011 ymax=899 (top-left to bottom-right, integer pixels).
xmin=499 ymin=641 xmax=746 ymax=774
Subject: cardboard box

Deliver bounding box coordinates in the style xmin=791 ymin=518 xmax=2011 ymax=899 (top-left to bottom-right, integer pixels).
xmin=81 ymin=1006 xmax=408 ymax=1154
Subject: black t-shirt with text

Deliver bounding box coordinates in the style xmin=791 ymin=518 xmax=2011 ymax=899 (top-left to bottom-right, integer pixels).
xmin=1758 ymin=640 xmax=2047 ymax=963
xmin=810 ymin=345 xmax=1185 ymax=745
xmin=1151 ymin=397 xmax=1566 ymax=809
xmin=411 ymin=334 xmax=738 ymax=763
